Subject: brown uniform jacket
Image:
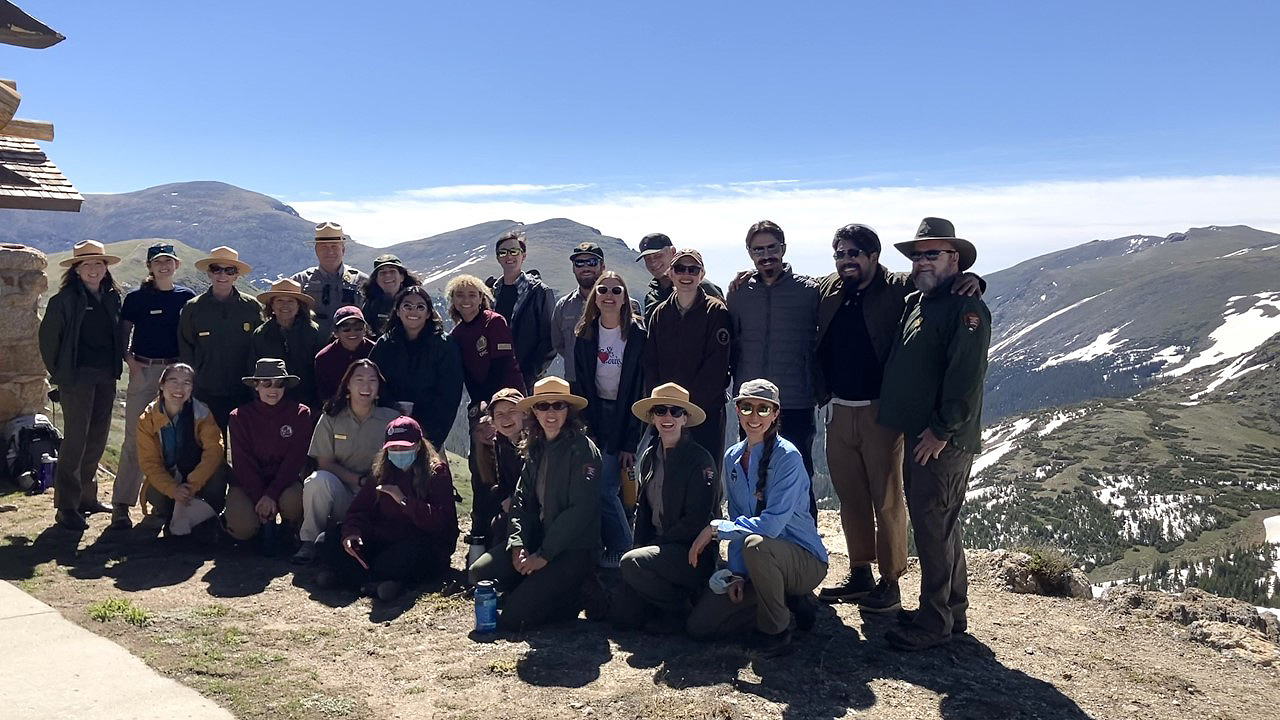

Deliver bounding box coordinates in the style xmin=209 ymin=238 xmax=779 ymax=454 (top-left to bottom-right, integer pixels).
xmin=642 ymin=287 xmax=732 ymax=416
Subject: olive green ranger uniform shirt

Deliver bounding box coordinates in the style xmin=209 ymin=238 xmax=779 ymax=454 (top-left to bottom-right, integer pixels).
xmin=177 ymin=288 xmax=263 ymax=399
xmin=878 ymin=275 xmax=991 ymax=455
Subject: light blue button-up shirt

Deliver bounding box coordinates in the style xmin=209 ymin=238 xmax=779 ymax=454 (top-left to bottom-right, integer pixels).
xmin=714 ymin=436 xmax=828 ymax=578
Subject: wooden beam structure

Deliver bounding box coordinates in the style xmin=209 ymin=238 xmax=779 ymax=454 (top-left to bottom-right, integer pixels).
xmin=0 ymin=81 xmax=17 ymax=127
xmin=0 ymin=117 xmax=52 ymax=141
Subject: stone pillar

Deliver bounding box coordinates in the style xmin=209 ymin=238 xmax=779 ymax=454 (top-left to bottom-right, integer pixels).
xmin=0 ymin=244 xmax=50 ymax=424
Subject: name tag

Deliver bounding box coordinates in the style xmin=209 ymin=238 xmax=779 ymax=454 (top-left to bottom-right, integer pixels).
xmin=333 ymin=434 xmax=348 ymax=440
xmin=198 ymin=331 xmax=210 ymax=337
xmin=496 ymin=343 xmax=512 ymax=351
xmin=150 ymin=309 xmax=163 ymax=315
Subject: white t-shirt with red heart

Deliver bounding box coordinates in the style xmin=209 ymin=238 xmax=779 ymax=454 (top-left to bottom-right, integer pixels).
xmin=594 ymin=323 xmax=626 ymax=400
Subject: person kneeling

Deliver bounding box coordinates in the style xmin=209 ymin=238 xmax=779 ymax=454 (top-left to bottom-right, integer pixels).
xmin=317 ymin=416 xmax=458 ymax=600
xmin=137 ymin=363 xmax=228 ymax=538
xmin=686 ymin=379 xmax=829 ymax=657
xmin=224 ymin=358 xmax=312 ymax=551
xmin=468 ymin=378 xmax=601 ymax=631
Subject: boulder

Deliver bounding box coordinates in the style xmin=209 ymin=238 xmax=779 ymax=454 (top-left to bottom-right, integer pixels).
xmin=1101 ymin=586 xmax=1280 ymax=643
xmin=1187 ymin=620 xmax=1279 ymax=666
xmin=0 ymin=244 xmax=49 ymax=424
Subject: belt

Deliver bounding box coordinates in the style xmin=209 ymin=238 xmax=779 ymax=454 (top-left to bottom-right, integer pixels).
xmin=133 ymin=355 xmax=179 ymax=367
xmin=830 ymin=398 xmax=872 ymax=408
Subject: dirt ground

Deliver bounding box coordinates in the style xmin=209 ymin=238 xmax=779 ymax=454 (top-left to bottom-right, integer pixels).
xmin=1 ymin=484 xmax=1277 ymax=720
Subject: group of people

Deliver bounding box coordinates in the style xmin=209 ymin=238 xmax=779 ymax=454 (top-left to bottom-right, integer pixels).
xmin=37 ymin=214 xmax=990 ymax=653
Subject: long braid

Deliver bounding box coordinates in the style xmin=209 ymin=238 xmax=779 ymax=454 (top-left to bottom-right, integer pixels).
xmin=754 ymin=420 xmax=780 ymax=517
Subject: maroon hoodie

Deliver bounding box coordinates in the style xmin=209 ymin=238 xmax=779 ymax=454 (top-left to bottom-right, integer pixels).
xmin=342 ymin=457 xmax=459 ymax=557
xmin=228 ymin=399 xmax=312 ymax=502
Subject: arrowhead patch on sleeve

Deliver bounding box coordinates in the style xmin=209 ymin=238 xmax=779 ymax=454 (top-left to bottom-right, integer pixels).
xmin=963 ymin=312 xmax=981 ymax=332
xmin=716 ymin=328 xmax=730 ymax=346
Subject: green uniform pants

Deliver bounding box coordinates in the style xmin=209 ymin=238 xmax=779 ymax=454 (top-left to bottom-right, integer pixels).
xmin=903 ymin=444 xmax=973 ymax=637
xmin=469 ymin=547 xmax=594 ymax=631
xmin=618 ymin=543 xmax=712 ymax=618
xmin=54 ymin=371 xmax=116 ymax=513
xmin=686 ymin=534 xmax=827 ymax=637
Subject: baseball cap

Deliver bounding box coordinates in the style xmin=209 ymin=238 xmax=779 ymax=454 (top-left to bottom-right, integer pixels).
xmin=570 ymin=241 xmax=604 ymax=260
xmin=733 ymin=378 xmax=781 ymax=407
xmin=146 ymin=243 xmax=179 ymax=262
xmin=635 ymin=232 xmax=674 ymax=260
xmin=671 ymin=248 xmax=704 ymax=267
xmin=383 ymin=416 xmax=423 ymax=449
xmin=333 ymin=306 xmax=366 ymax=327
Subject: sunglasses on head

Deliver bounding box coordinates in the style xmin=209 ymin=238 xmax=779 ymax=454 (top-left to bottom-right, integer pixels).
xmin=833 ymin=248 xmax=868 ymax=260
xmin=671 ymin=263 xmax=702 ymax=275
xmin=908 ymin=249 xmax=957 ymax=262
xmin=496 ymin=248 xmax=524 ymax=258
xmin=208 ymin=264 xmax=239 ymax=276
xmin=255 ymin=379 xmax=287 ymax=389
xmin=649 ymin=404 xmax=687 ymax=418
xmin=533 ymin=400 xmax=568 ymax=412
xmin=572 ymin=257 xmax=600 ymax=268
xmin=595 ymin=285 xmax=624 ymax=296
xmin=737 ymin=402 xmax=775 ymax=417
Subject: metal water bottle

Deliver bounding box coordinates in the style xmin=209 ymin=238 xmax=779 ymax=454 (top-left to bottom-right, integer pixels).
xmin=464 ymin=533 xmax=487 ymax=568
xmin=474 ymin=579 xmax=498 ymax=634
xmin=37 ymin=453 xmax=55 ymax=492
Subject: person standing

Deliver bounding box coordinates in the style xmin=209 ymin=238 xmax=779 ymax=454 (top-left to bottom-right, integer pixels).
xmin=111 ymin=243 xmax=196 ymax=530
xmin=291 ymin=221 xmax=368 ymax=337
xmin=360 ymin=254 xmax=420 ymax=336
xmin=38 ymin=240 xmax=125 ymax=531
xmin=550 ymin=241 xmax=639 ymax=384
xmin=643 ymin=248 xmax=732 ymax=465
xmin=635 ymin=233 xmax=723 ymax=324
xmin=878 ymin=218 xmax=991 ymax=651
xmin=250 ymin=278 xmax=326 ymax=411
xmin=313 ymin=305 xmax=376 ymax=403
xmin=486 ymin=229 xmax=556 ymax=392
xmin=178 ymin=246 xmax=262 ymax=430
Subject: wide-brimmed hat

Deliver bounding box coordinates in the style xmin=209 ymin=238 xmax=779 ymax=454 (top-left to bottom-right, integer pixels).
xmin=194 ymin=246 xmax=252 ymax=275
xmin=733 ymin=378 xmax=781 ymax=408
xmin=371 ymin=254 xmax=404 ymax=274
xmin=516 ymin=377 xmax=587 ymax=411
xmin=59 ymin=239 xmax=121 ymax=268
xmin=257 ymin=277 xmax=315 ymax=308
xmin=312 ymin=221 xmax=346 ymax=243
xmin=383 ymin=416 xmax=423 ymax=450
xmin=635 ymin=232 xmax=673 ymax=260
xmin=241 ymin=358 xmax=300 ymax=387
xmin=893 ymin=217 xmax=977 ymax=272
xmin=631 ymin=383 xmax=705 ymax=427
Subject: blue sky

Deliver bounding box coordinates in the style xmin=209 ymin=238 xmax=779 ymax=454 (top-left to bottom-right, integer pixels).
xmin=5 ymin=1 xmax=1280 ymax=280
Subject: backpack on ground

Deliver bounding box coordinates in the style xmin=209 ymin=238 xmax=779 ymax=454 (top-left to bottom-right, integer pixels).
xmin=2 ymin=414 xmax=61 ymax=493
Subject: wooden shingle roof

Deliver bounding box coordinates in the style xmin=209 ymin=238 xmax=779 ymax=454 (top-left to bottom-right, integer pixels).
xmin=0 ymin=135 xmax=81 ymax=211
xmin=0 ymin=1 xmax=63 ymax=49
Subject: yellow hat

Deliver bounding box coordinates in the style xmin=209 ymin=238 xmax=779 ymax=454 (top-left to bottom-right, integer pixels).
xmin=515 ymin=376 xmax=588 ymax=411
xmin=313 ymin=221 xmax=346 ymax=243
xmin=257 ymin=277 xmax=314 ymax=308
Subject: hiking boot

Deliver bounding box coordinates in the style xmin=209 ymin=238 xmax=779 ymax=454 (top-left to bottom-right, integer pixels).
xmin=750 ymin=628 xmax=794 ymax=658
xmin=580 ymin=575 xmax=610 ymax=621
xmin=788 ymin=593 xmax=819 ymax=632
xmin=896 ymin=607 xmax=966 ymax=634
xmin=55 ymin=508 xmax=88 ymax=531
xmin=885 ymin=624 xmax=951 ymax=651
xmin=80 ymin=500 xmax=112 ymax=515
xmin=108 ymin=504 xmax=133 ymax=530
xmin=818 ymin=564 xmax=875 ymax=603
xmin=291 ymin=541 xmax=319 ymax=565
xmin=376 ymin=581 xmax=402 ymax=601
xmin=857 ymin=578 xmax=901 ymax=613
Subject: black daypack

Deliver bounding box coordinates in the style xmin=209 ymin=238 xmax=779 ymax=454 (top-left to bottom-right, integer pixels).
xmin=2 ymin=414 xmax=61 ymax=492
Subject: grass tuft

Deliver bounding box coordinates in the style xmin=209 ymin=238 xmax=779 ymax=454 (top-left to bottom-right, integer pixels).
xmin=87 ymin=597 xmax=152 ymax=627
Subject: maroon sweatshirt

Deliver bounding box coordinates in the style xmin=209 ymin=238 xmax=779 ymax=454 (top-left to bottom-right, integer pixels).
xmin=342 ymin=458 xmax=460 ymax=556
xmin=449 ymin=309 xmax=524 ymax=407
xmin=313 ymin=336 xmax=376 ymax=404
xmin=228 ymin=399 xmax=312 ymax=502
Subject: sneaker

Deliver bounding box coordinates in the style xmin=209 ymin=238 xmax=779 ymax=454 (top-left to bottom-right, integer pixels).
xmin=896 ymin=607 xmax=966 ymax=635
xmin=291 ymin=541 xmax=318 ymax=565
xmin=857 ymin=578 xmax=901 ymax=613
xmin=788 ymin=593 xmax=819 ymax=632
xmin=108 ymin=504 xmax=133 ymax=530
xmin=750 ymin=628 xmax=794 ymax=658
xmin=885 ymin=625 xmax=950 ymax=651
xmin=376 ymin=581 xmax=402 ymax=601
xmin=818 ymin=564 xmax=875 ymax=603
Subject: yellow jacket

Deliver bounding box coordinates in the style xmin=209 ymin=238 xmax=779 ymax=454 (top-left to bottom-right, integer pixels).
xmin=136 ymin=397 xmax=224 ymax=503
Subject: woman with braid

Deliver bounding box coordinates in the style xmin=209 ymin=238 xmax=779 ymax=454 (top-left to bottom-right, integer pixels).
xmin=685 ymin=379 xmax=827 ymax=657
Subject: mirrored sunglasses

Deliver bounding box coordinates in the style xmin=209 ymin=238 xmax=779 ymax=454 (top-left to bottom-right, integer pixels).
xmin=595 ymin=285 xmax=624 ymax=296
xmin=736 ymin=402 xmax=775 ymax=417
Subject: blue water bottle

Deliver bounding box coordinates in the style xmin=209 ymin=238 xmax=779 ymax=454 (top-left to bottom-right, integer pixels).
xmin=474 ymin=580 xmax=498 ymax=634
xmin=37 ymin=454 xmax=56 ymax=493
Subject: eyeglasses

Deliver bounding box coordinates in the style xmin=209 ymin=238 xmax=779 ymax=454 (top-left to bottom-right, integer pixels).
xmin=572 ymin=257 xmax=600 ymax=268
xmin=533 ymin=401 xmax=568 ymax=412
xmin=748 ymin=242 xmax=783 ymax=257
xmin=671 ymin=263 xmax=702 ymax=275
xmin=336 ymin=322 xmax=367 ymax=332
xmin=649 ymin=405 xmax=687 ymax=418
xmin=736 ymin=402 xmax=775 ymax=417
xmin=908 ymin=249 xmax=957 ymax=262
xmin=208 ymin=264 xmax=238 ymax=276
xmin=833 ymin=248 xmax=868 ymax=260
xmin=255 ymin=379 xmax=287 ymax=389
xmin=595 ymin=285 xmax=624 ymax=296
xmin=496 ymin=248 xmax=524 ymax=258
xmin=399 ymin=302 xmax=430 ymax=312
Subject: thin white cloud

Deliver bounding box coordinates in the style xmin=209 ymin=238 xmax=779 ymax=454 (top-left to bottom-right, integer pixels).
xmin=286 ymin=175 xmax=1280 ymax=287
xmin=394 ymin=183 xmax=593 ymax=199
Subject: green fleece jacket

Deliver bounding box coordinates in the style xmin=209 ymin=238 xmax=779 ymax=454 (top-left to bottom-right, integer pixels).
xmin=507 ymin=428 xmax=601 ymax=562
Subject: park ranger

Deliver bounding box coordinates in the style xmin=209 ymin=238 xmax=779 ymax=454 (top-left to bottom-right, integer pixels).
xmin=291 ymin=221 xmax=368 ymax=336
xmin=878 ymin=217 xmax=991 ymax=652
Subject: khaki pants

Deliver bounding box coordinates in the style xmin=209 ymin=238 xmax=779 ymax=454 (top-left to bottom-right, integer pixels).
xmin=299 ymin=470 xmax=355 ymax=542
xmin=686 ymin=535 xmax=827 ymax=636
xmin=223 ymin=483 xmax=304 ymax=541
xmin=904 ymin=444 xmax=973 ymax=637
xmin=825 ymin=401 xmax=908 ymax=580
xmin=112 ymin=364 xmax=167 ymax=507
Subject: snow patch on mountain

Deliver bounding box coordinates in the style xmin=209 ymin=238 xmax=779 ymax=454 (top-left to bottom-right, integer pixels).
xmin=1190 ymin=355 xmax=1269 ymax=400
xmin=1038 ymin=323 xmax=1133 ymax=370
xmin=1093 ymin=474 xmax=1222 ymax=541
xmin=973 ymin=417 xmax=1036 ymax=476
xmin=991 ymin=290 xmax=1111 ymax=357
xmin=419 ymin=245 xmax=488 ymax=284
xmin=1038 ymin=410 xmax=1081 ymax=437
xmin=1166 ymin=292 xmax=1280 ymax=377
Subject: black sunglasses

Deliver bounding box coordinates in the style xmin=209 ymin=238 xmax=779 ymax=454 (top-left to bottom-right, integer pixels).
xmin=573 ymin=257 xmax=601 ymax=268
xmin=908 ymin=249 xmax=957 ymax=262
xmin=650 ymin=405 xmax=687 ymax=418
xmin=208 ymin=264 xmax=239 ymax=276
xmin=533 ymin=401 xmax=568 ymax=412
xmin=595 ymin=285 xmax=624 ymax=296
xmin=672 ymin=263 xmax=702 ymax=275
xmin=255 ymin=379 xmax=287 ymax=389
xmin=833 ymin=248 xmax=867 ymax=260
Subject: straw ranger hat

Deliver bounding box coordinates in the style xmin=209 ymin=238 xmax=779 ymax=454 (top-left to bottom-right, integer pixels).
xmin=258 ymin=277 xmax=315 ymax=308
xmin=59 ymin=239 xmax=121 ymax=267
xmin=194 ymin=246 xmax=252 ymax=275
xmin=515 ymin=377 xmax=587 ymax=411
xmin=312 ymin=221 xmax=346 ymax=243
xmin=632 ymin=382 xmax=706 ymax=426
xmin=241 ymin=358 xmax=300 ymax=387
xmin=893 ymin=217 xmax=977 ymax=272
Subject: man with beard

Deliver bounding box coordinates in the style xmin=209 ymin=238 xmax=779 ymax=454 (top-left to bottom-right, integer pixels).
xmin=636 ymin=233 xmax=723 ymax=325
xmin=550 ymin=242 xmax=639 ymax=383
xmin=878 ymin=217 xmax=990 ymax=651
xmin=816 ymin=223 xmax=982 ymax=615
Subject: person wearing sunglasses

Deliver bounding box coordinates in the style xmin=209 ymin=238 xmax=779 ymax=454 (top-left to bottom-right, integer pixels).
xmin=468 ymin=377 xmax=602 ymax=631
xmin=485 ymin=229 xmax=556 ymax=393
xmin=359 ymin=254 xmax=421 ymax=337
xmin=250 ymin=278 xmax=326 ymax=412
xmin=815 ymin=222 xmax=983 ymax=616
xmin=609 ymin=383 xmax=718 ymax=633
xmin=643 ymin=248 xmax=732 ymax=465
xmin=551 ymin=242 xmax=640 ymax=385
xmin=465 ymin=388 xmax=528 ymax=567
xmin=368 ymin=286 xmax=464 ymax=451
xmin=224 ymin=358 xmax=310 ymax=549
xmin=178 ymin=246 xmax=263 ymax=430
xmin=634 ymin=232 xmax=723 ymax=326
xmin=290 ymin=222 xmax=368 ymax=337
xmin=313 ymin=305 xmax=375 ymax=404
xmin=878 ymin=218 xmax=991 ymax=652
xmin=135 ymin=363 xmax=229 ymax=538
xmin=570 ymin=271 xmax=647 ymax=568
xmin=686 ymin=379 xmax=827 ymax=657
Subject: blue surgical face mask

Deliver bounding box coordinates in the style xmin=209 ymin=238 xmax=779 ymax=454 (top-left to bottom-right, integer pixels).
xmin=387 ymin=449 xmax=417 ymax=470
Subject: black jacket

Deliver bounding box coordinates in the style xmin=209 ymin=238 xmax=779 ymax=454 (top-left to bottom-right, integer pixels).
xmin=39 ymin=282 xmax=125 ymax=386
xmin=633 ymin=434 xmax=719 ymax=569
xmin=369 ymin=328 xmax=464 ymax=449
xmin=486 ymin=272 xmax=556 ymax=391
xmin=570 ymin=318 xmax=647 ymax=455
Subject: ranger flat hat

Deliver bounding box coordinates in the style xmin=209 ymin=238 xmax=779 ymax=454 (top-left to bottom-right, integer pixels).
xmin=195 ymin=246 xmax=252 ymax=275
xmin=312 ymin=221 xmax=346 ymax=243
xmin=515 ymin=376 xmax=588 ymax=411
xmin=242 ymin=357 xmax=300 ymax=387
xmin=59 ymin=239 xmax=121 ymax=267
xmin=894 ymin=217 xmax=977 ymax=272
xmin=257 ymin=277 xmax=315 ymax=308
xmin=631 ymin=382 xmax=706 ymax=427
xmin=635 ymin=232 xmax=673 ymax=260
